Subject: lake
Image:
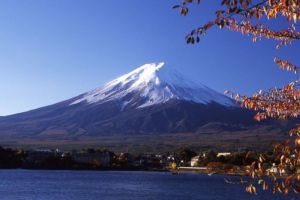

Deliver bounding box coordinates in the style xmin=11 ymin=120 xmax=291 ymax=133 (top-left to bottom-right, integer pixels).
xmin=0 ymin=170 xmax=294 ymax=200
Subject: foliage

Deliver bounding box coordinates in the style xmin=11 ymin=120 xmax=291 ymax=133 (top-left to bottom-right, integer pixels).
xmin=0 ymin=147 xmax=25 ymax=168
xmin=175 ymin=147 xmax=197 ymax=164
xmin=174 ymin=0 xmax=300 ymax=196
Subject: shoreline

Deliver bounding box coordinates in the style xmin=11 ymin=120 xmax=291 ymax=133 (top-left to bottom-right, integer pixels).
xmin=0 ymin=168 xmax=243 ymax=177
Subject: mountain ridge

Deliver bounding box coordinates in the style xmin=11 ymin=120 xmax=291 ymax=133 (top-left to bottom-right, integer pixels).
xmin=0 ymin=62 xmax=287 ymax=151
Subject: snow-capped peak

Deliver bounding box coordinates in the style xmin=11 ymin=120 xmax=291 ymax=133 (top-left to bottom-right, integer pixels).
xmin=70 ymin=62 xmax=235 ymax=108
xmin=109 ymin=62 xmax=166 ymax=89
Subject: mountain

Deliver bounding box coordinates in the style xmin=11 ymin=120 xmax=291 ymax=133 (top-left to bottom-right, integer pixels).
xmin=0 ymin=62 xmax=287 ymax=151
xmin=70 ymin=62 xmax=234 ymax=108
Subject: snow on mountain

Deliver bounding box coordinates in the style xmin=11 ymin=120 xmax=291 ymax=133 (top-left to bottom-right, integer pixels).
xmin=70 ymin=62 xmax=235 ymax=108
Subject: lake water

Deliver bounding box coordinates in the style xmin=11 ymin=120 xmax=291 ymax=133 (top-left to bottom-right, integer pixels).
xmin=0 ymin=170 xmax=294 ymax=200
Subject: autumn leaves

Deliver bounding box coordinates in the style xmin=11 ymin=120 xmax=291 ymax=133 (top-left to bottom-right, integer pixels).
xmin=175 ymin=0 xmax=300 ymax=196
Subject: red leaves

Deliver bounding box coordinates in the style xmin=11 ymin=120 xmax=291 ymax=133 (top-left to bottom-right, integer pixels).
xmin=180 ymin=7 xmax=189 ymax=16
xmin=226 ymin=79 xmax=300 ymax=122
xmin=174 ymin=0 xmax=300 ymax=196
xmin=246 ymin=184 xmax=257 ymax=194
xmin=274 ymin=57 xmax=298 ymax=73
xmin=225 ymin=82 xmax=300 ymax=196
xmin=289 ymin=125 xmax=300 ymax=136
xmin=175 ymin=0 xmax=300 ymax=45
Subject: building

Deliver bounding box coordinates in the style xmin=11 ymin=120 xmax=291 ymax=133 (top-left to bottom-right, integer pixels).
xmin=217 ymin=152 xmax=231 ymax=157
xmin=190 ymin=156 xmax=200 ymax=167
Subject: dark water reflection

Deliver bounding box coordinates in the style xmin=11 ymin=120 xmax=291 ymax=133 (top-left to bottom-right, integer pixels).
xmin=0 ymin=170 xmax=295 ymax=200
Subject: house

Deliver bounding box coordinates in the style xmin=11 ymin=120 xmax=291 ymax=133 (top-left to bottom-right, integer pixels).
xmin=191 ymin=156 xmax=200 ymax=167
xmin=217 ymin=152 xmax=231 ymax=157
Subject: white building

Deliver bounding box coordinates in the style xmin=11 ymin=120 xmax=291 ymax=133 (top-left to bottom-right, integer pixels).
xmin=217 ymin=152 xmax=231 ymax=157
xmin=190 ymin=156 xmax=200 ymax=167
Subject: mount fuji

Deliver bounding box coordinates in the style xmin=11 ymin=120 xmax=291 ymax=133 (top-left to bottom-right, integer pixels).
xmin=0 ymin=62 xmax=269 ymax=150
xmin=71 ymin=62 xmax=235 ymax=108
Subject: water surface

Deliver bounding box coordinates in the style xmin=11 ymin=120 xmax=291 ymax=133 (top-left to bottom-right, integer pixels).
xmin=0 ymin=170 xmax=294 ymax=200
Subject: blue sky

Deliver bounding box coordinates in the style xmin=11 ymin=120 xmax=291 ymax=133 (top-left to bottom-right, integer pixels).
xmin=0 ymin=0 xmax=298 ymax=115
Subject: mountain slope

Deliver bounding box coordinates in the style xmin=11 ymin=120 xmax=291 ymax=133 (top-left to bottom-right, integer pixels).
xmin=70 ymin=62 xmax=235 ymax=108
xmin=0 ymin=62 xmax=280 ymax=150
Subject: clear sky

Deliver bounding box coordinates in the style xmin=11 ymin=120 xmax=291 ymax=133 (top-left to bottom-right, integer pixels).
xmin=0 ymin=0 xmax=298 ymax=116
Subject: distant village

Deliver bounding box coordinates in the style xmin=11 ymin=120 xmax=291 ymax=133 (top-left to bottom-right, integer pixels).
xmin=0 ymin=146 xmax=293 ymax=176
